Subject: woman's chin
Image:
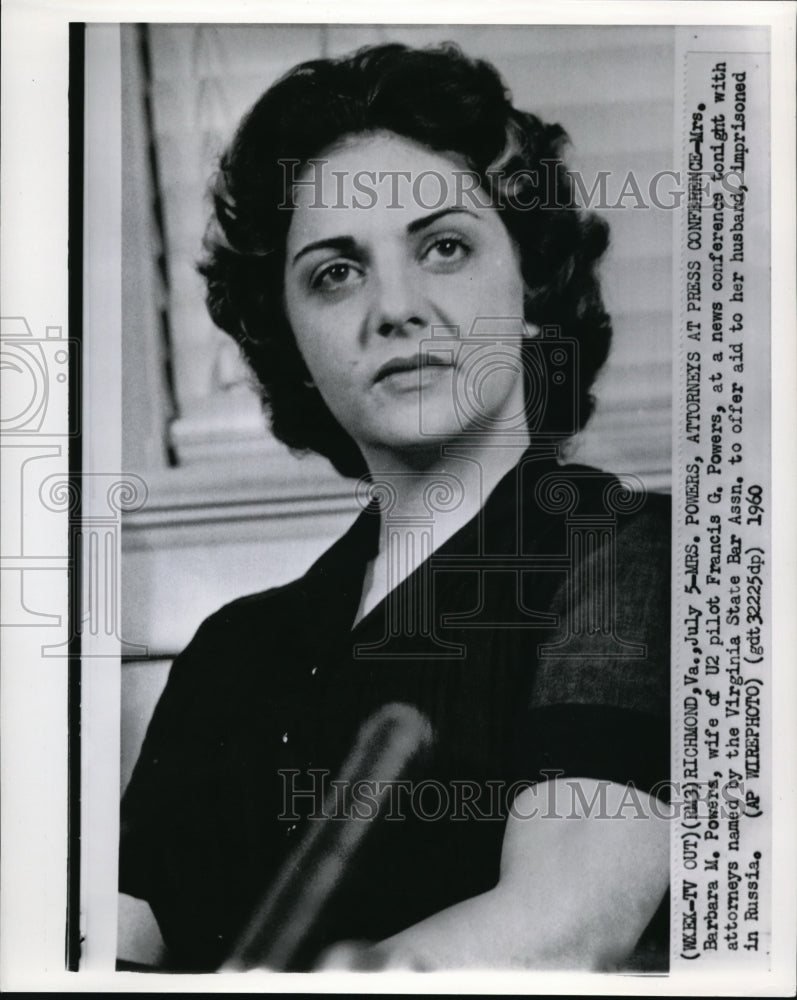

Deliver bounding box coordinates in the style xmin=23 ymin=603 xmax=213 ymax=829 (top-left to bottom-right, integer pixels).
xmin=359 ymin=423 xmax=467 ymax=466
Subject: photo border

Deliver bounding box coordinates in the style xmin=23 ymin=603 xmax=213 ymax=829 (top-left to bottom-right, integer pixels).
xmin=1 ymin=1 xmax=795 ymax=994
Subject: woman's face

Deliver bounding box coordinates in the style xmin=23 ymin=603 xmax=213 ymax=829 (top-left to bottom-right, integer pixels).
xmin=283 ymin=132 xmax=530 ymax=466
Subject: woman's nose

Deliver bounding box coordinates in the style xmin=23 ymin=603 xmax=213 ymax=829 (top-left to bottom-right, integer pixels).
xmin=369 ymin=265 xmax=427 ymax=339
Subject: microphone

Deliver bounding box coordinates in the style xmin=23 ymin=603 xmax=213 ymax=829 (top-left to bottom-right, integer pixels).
xmin=221 ymin=702 xmax=434 ymax=972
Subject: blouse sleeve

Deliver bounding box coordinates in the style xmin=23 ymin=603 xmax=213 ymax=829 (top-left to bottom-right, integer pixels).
xmin=522 ymin=494 xmax=671 ymax=800
xmin=119 ymin=602 xmax=274 ymax=970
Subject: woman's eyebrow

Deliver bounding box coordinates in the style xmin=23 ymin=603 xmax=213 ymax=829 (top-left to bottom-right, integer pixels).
xmin=291 ymin=235 xmax=359 ymax=266
xmin=290 ymin=208 xmax=480 ymax=265
xmin=406 ymin=207 xmax=480 ymax=235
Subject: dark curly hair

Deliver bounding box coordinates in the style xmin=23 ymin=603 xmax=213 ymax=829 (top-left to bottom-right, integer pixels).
xmin=199 ymin=42 xmax=612 ymax=478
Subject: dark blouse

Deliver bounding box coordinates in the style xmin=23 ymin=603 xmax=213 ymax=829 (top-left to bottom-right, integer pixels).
xmin=120 ymin=451 xmax=671 ymax=971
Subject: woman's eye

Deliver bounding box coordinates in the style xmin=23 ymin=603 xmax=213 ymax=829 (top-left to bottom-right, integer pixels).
xmin=312 ymin=261 xmax=362 ymax=292
xmin=422 ymin=236 xmax=471 ymax=267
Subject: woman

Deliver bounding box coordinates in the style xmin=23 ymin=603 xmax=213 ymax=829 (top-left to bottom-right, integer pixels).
xmin=120 ymin=42 xmax=671 ymax=972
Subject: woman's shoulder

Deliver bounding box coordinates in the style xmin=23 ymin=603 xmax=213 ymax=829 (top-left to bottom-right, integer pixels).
xmin=147 ymin=573 xmax=331 ymax=731
xmin=203 ymin=576 xmax=311 ymax=631
xmin=544 ymin=461 xmax=671 ymax=581
xmin=182 ymin=507 xmax=373 ymax=653
xmin=527 ymin=463 xmax=671 ymax=717
xmin=539 ymin=461 xmax=671 ymax=539
xmin=187 ymin=579 xmax=323 ymax=661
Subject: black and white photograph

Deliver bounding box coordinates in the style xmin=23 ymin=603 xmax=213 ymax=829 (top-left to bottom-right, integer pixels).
xmin=1 ymin=2 xmax=795 ymax=993
xmin=119 ymin=22 xmax=675 ymax=974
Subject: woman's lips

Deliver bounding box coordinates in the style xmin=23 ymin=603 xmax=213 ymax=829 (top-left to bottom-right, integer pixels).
xmin=374 ymin=354 xmax=453 ymax=384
